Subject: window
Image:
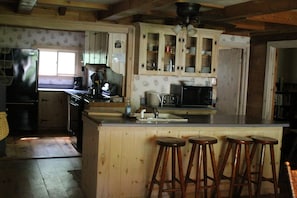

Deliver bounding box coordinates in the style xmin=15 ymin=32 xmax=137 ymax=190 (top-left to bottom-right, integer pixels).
xmin=39 ymin=49 xmax=76 ymax=76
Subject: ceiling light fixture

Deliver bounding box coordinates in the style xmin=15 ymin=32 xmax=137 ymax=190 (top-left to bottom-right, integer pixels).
xmin=173 ymin=2 xmax=201 ymax=36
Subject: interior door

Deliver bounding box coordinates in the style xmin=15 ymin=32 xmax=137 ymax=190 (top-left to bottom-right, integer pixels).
xmin=216 ymin=48 xmax=243 ymax=115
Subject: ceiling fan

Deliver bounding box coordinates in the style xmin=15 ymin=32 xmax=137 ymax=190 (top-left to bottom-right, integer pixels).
xmin=175 ymin=2 xmax=201 ymax=27
xmin=173 ymin=2 xmax=201 ymax=35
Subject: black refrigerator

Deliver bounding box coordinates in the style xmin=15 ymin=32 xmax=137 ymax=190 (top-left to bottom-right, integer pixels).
xmin=3 ymin=48 xmax=39 ymax=135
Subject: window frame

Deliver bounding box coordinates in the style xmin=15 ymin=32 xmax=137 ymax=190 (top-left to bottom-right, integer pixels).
xmin=38 ymin=48 xmax=79 ymax=77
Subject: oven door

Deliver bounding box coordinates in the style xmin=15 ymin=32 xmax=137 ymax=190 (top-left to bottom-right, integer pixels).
xmin=68 ymin=96 xmax=83 ymax=152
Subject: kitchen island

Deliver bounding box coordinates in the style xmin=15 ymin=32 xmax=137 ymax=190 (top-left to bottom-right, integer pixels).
xmin=81 ymin=113 xmax=288 ymax=198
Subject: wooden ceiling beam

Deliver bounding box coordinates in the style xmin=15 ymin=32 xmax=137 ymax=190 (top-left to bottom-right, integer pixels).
xmin=202 ymin=0 xmax=297 ymax=22
xmin=248 ymin=10 xmax=297 ymax=26
xmin=37 ymin=0 xmax=108 ymax=10
xmin=96 ymin=0 xmax=176 ymax=20
xmin=231 ymin=20 xmax=266 ymax=31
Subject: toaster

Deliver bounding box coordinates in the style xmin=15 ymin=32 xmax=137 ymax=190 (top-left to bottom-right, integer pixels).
xmin=161 ymin=94 xmax=177 ymax=107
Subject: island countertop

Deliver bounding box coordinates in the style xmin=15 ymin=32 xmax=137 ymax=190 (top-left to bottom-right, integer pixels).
xmin=84 ymin=112 xmax=289 ymax=127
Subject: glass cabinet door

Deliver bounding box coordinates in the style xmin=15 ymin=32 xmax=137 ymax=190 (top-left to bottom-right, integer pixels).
xmin=163 ymin=34 xmax=177 ymax=73
xmin=146 ymin=32 xmax=160 ymax=71
xmin=184 ymin=36 xmax=198 ymax=74
xmin=200 ymin=37 xmax=214 ymax=74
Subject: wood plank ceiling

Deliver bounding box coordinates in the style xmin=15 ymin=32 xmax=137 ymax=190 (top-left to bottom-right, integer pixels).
xmin=1 ymin=0 xmax=297 ymax=36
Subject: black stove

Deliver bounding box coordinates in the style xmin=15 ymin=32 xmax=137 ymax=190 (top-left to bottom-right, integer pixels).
xmin=69 ymin=93 xmax=85 ymax=152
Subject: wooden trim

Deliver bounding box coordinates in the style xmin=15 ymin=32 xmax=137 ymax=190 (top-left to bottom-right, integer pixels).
xmin=37 ymin=0 xmax=108 ymax=10
xmin=0 ymin=14 xmax=132 ymax=33
xmin=125 ymin=26 xmax=135 ymax=100
xmin=263 ymin=40 xmax=297 ymax=120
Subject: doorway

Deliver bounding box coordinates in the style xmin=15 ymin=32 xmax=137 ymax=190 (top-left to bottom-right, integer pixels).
xmin=263 ymin=40 xmax=297 ymax=120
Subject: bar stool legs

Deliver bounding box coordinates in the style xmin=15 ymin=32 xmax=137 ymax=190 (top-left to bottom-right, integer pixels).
xmin=147 ymin=137 xmax=186 ymax=198
xmin=217 ymin=135 xmax=253 ymax=198
xmin=249 ymin=135 xmax=279 ymax=198
xmin=185 ymin=136 xmax=221 ymax=198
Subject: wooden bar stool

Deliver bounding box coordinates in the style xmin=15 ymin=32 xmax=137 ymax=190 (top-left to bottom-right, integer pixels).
xmin=185 ymin=136 xmax=221 ymax=198
xmin=147 ymin=137 xmax=186 ymax=198
xmin=249 ymin=135 xmax=279 ymax=198
xmin=217 ymin=135 xmax=253 ymax=198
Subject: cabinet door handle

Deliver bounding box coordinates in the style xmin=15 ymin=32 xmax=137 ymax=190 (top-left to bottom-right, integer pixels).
xmin=178 ymin=38 xmax=181 ymax=42
xmin=141 ymin=64 xmax=145 ymax=68
xmin=181 ymin=66 xmax=184 ymax=70
xmin=213 ymin=68 xmax=216 ymax=72
xmin=177 ymin=66 xmax=180 ymax=70
xmin=143 ymin=34 xmax=146 ymax=39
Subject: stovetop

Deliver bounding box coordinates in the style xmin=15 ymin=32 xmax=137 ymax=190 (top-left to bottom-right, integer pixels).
xmin=68 ymin=89 xmax=123 ymax=104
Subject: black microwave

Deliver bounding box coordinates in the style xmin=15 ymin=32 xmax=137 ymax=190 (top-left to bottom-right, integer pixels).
xmin=170 ymin=84 xmax=213 ymax=107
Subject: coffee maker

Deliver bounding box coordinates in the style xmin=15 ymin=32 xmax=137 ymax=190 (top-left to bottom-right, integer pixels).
xmin=73 ymin=77 xmax=83 ymax=90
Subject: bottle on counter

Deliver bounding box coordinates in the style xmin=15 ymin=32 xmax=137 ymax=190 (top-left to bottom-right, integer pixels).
xmin=125 ymin=98 xmax=131 ymax=117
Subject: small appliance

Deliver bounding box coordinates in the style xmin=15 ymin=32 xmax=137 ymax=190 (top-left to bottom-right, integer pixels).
xmin=145 ymin=91 xmax=161 ymax=108
xmin=170 ymin=84 xmax=213 ymax=107
xmin=161 ymin=94 xmax=177 ymax=107
xmin=73 ymin=76 xmax=83 ymax=90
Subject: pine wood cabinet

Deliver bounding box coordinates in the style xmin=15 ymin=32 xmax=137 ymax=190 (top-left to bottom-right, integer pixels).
xmin=134 ymin=23 xmax=221 ymax=77
xmin=38 ymin=91 xmax=67 ymax=131
xmin=83 ymin=31 xmax=109 ymax=65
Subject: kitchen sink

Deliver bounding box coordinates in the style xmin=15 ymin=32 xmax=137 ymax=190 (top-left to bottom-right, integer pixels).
xmin=134 ymin=113 xmax=188 ymax=122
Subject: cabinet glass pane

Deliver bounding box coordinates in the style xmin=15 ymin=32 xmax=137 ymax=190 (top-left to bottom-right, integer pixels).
xmin=201 ymin=38 xmax=213 ymax=74
xmin=146 ymin=33 xmax=159 ymax=71
xmin=163 ymin=34 xmax=176 ymax=72
xmin=185 ymin=36 xmax=197 ymax=74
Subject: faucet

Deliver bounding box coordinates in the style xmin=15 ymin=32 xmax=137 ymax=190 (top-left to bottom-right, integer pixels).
xmin=153 ymin=108 xmax=159 ymax=118
xmin=140 ymin=109 xmax=146 ymax=119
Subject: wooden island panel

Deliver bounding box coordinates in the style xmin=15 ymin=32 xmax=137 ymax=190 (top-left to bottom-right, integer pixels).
xmin=81 ymin=116 xmax=283 ymax=197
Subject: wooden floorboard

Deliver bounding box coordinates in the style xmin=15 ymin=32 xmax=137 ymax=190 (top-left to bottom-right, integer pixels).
xmin=2 ymin=136 xmax=81 ymax=160
xmin=0 ymin=158 xmax=84 ymax=198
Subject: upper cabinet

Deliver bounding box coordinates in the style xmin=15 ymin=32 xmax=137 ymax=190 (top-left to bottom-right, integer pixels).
xmin=134 ymin=23 xmax=222 ymax=77
xmin=135 ymin=24 xmax=178 ymax=75
xmin=84 ymin=31 xmax=109 ymax=65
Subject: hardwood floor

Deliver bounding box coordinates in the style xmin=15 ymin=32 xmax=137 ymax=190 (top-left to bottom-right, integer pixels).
xmin=0 ymin=135 xmax=85 ymax=198
xmin=0 ymin=157 xmax=84 ymax=198
xmin=0 ymin=133 xmax=294 ymax=198
xmin=5 ymin=136 xmax=80 ymax=159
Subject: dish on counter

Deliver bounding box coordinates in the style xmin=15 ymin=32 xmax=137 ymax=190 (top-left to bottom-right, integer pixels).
xmin=133 ymin=113 xmax=188 ymax=123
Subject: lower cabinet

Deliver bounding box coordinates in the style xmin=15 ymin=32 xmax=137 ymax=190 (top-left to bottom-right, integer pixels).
xmin=38 ymin=91 xmax=67 ymax=131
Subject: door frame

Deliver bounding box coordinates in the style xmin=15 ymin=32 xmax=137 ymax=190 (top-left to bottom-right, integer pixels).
xmin=263 ymin=40 xmax=297 ymax=120
xmin=218 ymin=36 xmax=250 ymax=115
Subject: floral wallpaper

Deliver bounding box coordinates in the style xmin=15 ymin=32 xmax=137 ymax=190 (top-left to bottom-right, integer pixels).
xmin=0 ymin=26 xmax=84 ymax=48
xmin=131 ymin=75 xmax=213 ymax=111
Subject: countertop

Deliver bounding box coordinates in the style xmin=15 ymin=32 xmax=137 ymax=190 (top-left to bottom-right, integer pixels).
xmin=83 ymin=112 xmax=289 ymax=128
xmin=39 ymin=88 xmax=89 ymax=95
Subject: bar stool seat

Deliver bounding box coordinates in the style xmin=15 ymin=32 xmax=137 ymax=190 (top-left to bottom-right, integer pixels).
xmin=249 ymin=135 xmax=279 ymax=198
xmin=147 ymin=137 xmax=186 ymax=198
xmin=185 ymin=136 xmax=221 ymax=198
xmin=217 ymin=135 xmax=253 ymax=198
